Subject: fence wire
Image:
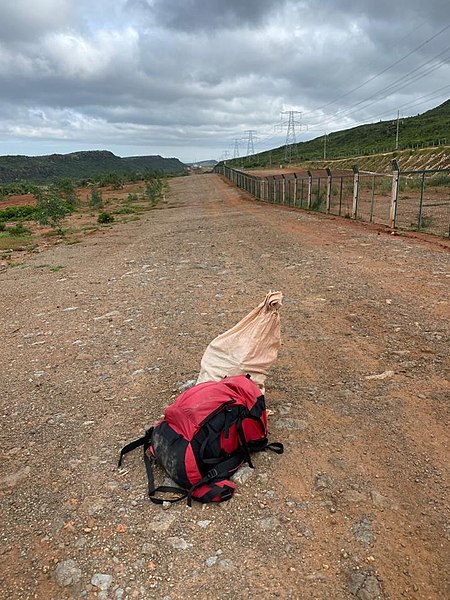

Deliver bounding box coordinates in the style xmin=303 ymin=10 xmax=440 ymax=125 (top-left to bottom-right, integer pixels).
xmin=396 ymin=170 xmax=450 ymax=237
xmin=216 ymin=165 xmax=450 ymax=237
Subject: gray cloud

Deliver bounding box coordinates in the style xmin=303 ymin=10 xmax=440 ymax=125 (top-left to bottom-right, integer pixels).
xmin=129 ymin=0 xmax=282 ymax=31
xmin=0 ymin=0 xmax=77 ymax=42
xmin=0 ymin=0 xmax=448 ymax=161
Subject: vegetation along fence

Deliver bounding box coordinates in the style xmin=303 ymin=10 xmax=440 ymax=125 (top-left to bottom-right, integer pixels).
xmin=214 ymin=162 xmax=450 ymax=237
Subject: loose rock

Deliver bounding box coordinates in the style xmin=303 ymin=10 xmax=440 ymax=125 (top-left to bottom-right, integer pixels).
xmin=55 ymin=559 xmax=82 ymax=587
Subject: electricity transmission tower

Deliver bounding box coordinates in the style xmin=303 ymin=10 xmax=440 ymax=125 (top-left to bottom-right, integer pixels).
xmin=281 ymin=111 xmax=303 ymax=163
xmin=245 ymin=130 xmax=257 ymax=157
xmin=233 ymin=139 xmax=240 ymax=159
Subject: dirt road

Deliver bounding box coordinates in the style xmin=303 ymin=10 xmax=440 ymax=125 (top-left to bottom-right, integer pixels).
xmin=1 ymin=173 xmax=449 ymax=600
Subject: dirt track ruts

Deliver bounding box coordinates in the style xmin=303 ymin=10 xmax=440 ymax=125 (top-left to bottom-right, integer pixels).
xmin=0 ymin=173 xmax=449 ymax=600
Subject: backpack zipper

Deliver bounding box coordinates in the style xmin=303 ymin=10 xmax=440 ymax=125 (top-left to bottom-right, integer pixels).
xmin=197 ymin=398 xmax=236 ymax=428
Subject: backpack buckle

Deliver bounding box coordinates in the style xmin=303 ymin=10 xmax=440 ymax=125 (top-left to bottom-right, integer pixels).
xmin=207 ymin=468 xmax=218 ymax=480
xmin=221 ymin=488 xmax=233 ymax=502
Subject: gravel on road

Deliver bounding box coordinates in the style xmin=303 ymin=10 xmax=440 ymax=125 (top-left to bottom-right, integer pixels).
xmin=0 ymin=173 xmax=449 ymax=600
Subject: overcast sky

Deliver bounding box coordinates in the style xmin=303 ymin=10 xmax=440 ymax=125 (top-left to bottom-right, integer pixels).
xmin=0 ymin=0 xmax=449 ymax=162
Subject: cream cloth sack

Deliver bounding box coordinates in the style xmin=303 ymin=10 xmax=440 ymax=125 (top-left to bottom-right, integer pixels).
xmin=196 ymin=291 xmax=283 ymax=393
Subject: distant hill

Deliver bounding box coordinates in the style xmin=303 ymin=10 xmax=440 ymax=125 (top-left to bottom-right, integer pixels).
xmin=226 ymin=99 xmax=450 ymax=168
xmin=0 ymin=150 xmax=187 ymax=183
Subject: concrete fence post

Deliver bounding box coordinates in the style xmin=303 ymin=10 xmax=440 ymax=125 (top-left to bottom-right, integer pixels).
xmin=326 ymin=168 xmax=332 ymax=214
xmin=307 ymin=171 xmax=313 ymax=209
xmin=293 ymin=174 xmax=298 ymax=207
xmin=390 ymin=160 xmax=400 ymax=229
xmin=282 ymin=175 xmax=286 ymax=204
xmin=352 ymin=164 xmax=360 ymax=219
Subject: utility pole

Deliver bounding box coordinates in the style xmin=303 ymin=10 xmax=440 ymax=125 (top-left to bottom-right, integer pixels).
xmin=233 ymin=139 xmax=240 ymax=159
xmin=395 ymin=110 xmax=400 ymax=150
xmin=281 ymin=111 xmax=304 ymax=163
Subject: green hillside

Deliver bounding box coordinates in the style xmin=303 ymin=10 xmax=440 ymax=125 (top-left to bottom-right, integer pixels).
xmin=0 ymin=150 xmax=187 ymax=183
xmin=228 ymin=99 xmax=450 ymax=168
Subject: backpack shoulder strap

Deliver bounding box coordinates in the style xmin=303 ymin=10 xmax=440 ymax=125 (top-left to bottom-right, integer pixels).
xmin=118 ymin=427 xmax=154 ymax=467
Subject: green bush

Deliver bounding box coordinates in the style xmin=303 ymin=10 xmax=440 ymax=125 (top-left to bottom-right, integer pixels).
xmin=34 ymin=190 xmax=71 ymax=231
xmin=144 ymin=178 xmax=163 ymax=203
xmin=0 ymin=205 xmax=36 ymax=221
xmin=99 ymin=172 xmax=123 ymax=189
xmin=0 ymin=221 xmax=5 ymax=231
xmin=311 ymin=190 xmax=326 ymax=211
xmin=0 ymin=181 xmax=41 ymax=199
xmin=89 ymin=186 xmax=103 ymax=208
xmin=9 ymin=222 xmax=31 ymax=236
xmin=97 ymin=211 xmax=114 ymax=224
xmin=114 ymin=206 xmax=135 ymax=214
xmin=52 ymin=178 xmax=78 ymax=208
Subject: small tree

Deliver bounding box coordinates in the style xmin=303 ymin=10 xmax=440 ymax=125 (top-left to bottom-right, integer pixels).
xmin=34 ymin=189 xmax=71 ymax=233
xmin=144 ymin=177 xmax=163 ymax=204
xmin=89 ymin=186 xmax=103 ymax=208
xmin=52 ymin=178 xmax=78 ymax=208
xmin=103 ymin=172 xmax=123 ymax=190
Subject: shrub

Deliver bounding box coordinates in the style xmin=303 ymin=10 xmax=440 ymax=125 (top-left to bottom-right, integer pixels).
xmin=114 ymin=207 xmax=135 ymax=214
xmin=52 ymin=178 xmax=78 ymax=208
xmin=97 ymin=211 xmax=114 ymax=224
xmin=0 ymin=205 xmax=36 ymax=221
xmin=34 ymin=190 xmax=71 ymax=231
xmin=311 ymin=190 xmax=326 ymax=211
xmin=89 ymin=186 xmax=103 ymax=208
xmin=99 ymin=172 xmax=123 ymax=189
xmin=9 ymin=222 xmax=31 ymax=236
xmin=0 ymin=221 xmax=5 ymax=231
xmin=0 ymin=181 xmax=41 ymax=199
xmin=144 ymin=178 xmax=163 ymax=203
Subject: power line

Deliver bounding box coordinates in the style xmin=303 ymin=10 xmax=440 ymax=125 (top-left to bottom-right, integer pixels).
xmin=332 ymin=85 xmax=450 ymax=129
xmin=249 ymin=83 xmax=448 ymax=161
xmin=306 ymin=45 xmax=450 ymax=129
xmin=301 ymin=23 xmax=450 ymax=117
xmin=227 ymin=25 xmax=450 ymax=161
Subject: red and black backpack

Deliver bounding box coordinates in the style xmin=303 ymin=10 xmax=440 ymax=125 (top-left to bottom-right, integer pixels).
xmin=118 ymin=374 xmax=283 ymax=505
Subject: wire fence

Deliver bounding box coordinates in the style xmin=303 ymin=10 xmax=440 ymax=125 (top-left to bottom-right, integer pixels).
xmin=214 ymin=163 xmax=450 ymax=237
